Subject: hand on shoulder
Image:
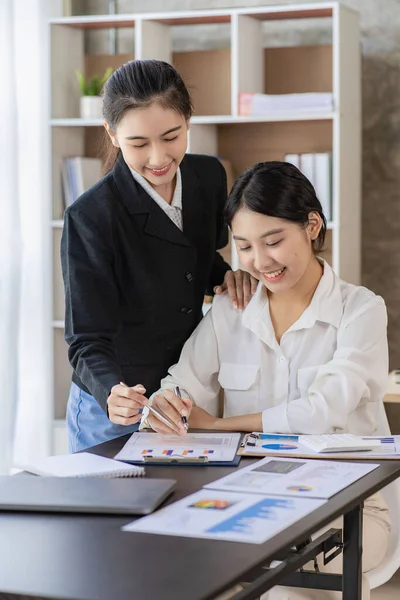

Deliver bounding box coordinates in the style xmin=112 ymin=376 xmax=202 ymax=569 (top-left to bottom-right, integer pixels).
xmin=214 ymin=269 xmax=259 ymax=310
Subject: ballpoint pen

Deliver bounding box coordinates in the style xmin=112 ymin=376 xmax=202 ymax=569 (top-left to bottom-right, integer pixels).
xmin=119 ymin=382 xmax=176 ymax=430
xmin=174 ymin=386 xmax=189 ymax=430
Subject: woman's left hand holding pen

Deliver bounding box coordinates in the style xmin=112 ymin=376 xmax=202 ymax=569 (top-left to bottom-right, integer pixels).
xmin=107 ymin=383 xmax=148 ymax=426
xmin=149 ymin=390 xmax=192 ymax=436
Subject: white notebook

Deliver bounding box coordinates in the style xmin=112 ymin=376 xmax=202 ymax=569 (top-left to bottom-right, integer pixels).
xmin=16 ymin=452 xmax=145 ymax=478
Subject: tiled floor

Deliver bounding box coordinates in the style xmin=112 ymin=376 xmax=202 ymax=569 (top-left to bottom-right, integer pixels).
xmin=372 ymin=569 xmax=400 ymax=599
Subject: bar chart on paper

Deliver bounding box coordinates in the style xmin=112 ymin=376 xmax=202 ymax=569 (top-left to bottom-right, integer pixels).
xmin=123 ymin=488 xmax=325 ymax=544
xmin=123 ymin=489 xmax=324 ymax=544
xmin=114 ymin=432 xmax=241 ymax=463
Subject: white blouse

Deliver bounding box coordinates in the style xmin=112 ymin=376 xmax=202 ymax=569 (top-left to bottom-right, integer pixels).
xmin=159 ymin=262 xmax=388 ymax=435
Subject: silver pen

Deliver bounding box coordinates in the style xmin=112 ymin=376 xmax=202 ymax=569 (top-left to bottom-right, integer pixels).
xmin=119 ymin=382 xmax=176 ymax=429
xmin=174 ymin=386 xmax=189 ymax=430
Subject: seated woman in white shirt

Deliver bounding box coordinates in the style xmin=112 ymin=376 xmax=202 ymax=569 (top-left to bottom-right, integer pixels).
xmin=145 ymin=161 xmax=390 ymax=600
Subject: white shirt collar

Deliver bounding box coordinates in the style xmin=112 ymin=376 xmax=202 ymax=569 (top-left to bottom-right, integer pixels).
xmin=129 ymin=166 xmax=182 ymax=211
xmin=242 ymin=260 xmax=343 ymax=347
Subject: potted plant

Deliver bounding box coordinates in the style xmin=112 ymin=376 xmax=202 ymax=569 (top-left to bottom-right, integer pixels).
xmin=75 ymin=67 xmax=114 ymax=119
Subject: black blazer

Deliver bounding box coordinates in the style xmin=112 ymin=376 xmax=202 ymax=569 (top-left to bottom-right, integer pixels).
xmin=61 ymin=153 xmax=230 ymax=412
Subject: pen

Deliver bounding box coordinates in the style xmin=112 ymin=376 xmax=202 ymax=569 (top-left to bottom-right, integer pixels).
xmin=119 ymin=382 xmax=176 ymax=430
xmin=174 ymin=386 xmax=189 ymax=430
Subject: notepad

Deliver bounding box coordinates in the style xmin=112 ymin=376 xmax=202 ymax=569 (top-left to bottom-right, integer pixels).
xmin=16 ymin=452 xmax=145 ymax=478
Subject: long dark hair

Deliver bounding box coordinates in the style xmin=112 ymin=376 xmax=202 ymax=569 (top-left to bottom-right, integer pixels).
xmin=224 ymin=161 xmax=327 ymax=252
xmin=102 ymin=59 xmax=193 ymax=172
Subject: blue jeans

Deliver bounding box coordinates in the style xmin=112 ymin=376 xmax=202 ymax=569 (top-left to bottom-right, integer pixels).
xmin=66 ymin=382 xmax=139 ymax=453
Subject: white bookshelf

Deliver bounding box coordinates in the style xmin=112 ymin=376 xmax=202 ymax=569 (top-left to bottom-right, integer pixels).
xmin=51 ymin=113 xmax=335 ymax=126
xmin=47 ymin=3 xmax=361 ymax=454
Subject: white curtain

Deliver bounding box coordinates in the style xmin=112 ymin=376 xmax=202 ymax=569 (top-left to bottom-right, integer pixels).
xmin=12 ymin=0 xmax=62 ymax=466
xmin=1 ymin=1 xmax=62 ymax=471
xmin=0 ymin=0 xmax=20 ymax=474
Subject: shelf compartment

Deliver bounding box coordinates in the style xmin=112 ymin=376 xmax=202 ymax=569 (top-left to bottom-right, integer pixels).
xmin=234 ymin=38 xmax=333 ymax=116
xmin=51 ymin=126 xmax=105 ymax=220
xmin=217 ymin=119 xmax=332 ymax=179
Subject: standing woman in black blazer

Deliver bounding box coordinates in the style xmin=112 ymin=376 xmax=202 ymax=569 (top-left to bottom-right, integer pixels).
xmin=61 ymin=59 xmax=257 ymax=452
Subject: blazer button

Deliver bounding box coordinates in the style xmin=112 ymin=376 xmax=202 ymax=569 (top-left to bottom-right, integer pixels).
xmin=185 ymin=272 xmax=194 ymax=282
xmin=180 ymin=306 xmax=193 ymax=314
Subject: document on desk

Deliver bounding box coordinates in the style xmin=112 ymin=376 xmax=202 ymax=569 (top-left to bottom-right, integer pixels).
xmin=240 ymin=433 xmax=400 ymax=460
xmin=114 ymin=432 xmax=241 ymax=463
xmin=123 ymin=489 xmax=324 ymax=544
xmin=204 ymin=456 xmax=378 ymax=499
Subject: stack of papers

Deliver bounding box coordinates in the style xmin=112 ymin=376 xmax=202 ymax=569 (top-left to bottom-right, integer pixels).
xmin=124 ymin=489 xmax=324 ymax=544
xmin=123 ymin=450 xmax=377 ymax=544
xmin=239 ymin=92 xmax=333 ymax=116
xmin=240 ymin=433 xmax=400 ymax=459
xmin=203 ymin=456 xmax=377 ymax=499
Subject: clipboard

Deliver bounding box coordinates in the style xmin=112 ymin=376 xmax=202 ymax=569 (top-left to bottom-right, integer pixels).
xmin=114 ymin=432 xmax=243 ymax=466
xmin=123 ymin=454 xmax=242 ymax=467
xmin=238 ymin=433 xmax=400 ymax=460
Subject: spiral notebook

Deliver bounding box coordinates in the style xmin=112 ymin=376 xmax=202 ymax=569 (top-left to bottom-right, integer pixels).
xmin=16 ymin=452 xmax=145 ymax=478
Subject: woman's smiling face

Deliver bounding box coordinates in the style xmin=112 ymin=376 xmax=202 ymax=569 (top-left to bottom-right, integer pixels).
xmin=105 ymin=102 xmax=189 ymax=190
xmin=232 ymin=208 xmax=321 ymax=293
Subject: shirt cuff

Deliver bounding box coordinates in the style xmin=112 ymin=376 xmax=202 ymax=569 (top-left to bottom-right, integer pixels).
xmin=139 ymin=406 xmax=151 ymax=430
xmin=262 ymin=404 xmax=292 ymax=433
xmin=139 ymin=395 xmax=156 ymax=431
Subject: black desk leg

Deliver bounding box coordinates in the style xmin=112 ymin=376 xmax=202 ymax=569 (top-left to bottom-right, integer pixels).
xmin=342 ymin=503 xmax=363 ymax=600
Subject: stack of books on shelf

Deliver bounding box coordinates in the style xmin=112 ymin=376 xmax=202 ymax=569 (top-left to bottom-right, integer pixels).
xmin=284 ymin=153 xmax=332 ymax=221
xmin=239 ymin=92 xmax=333 ymax=116
xmin=62 ymin=157 xmax=102 ymax=208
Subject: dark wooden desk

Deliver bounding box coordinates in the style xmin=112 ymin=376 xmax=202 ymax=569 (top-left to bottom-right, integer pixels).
xmin=1 ymin=433 xmax=400 ymax=600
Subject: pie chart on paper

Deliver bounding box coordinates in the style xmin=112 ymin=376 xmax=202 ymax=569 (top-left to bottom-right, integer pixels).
xmin=262 ymin=444 xmax=298 ymax=450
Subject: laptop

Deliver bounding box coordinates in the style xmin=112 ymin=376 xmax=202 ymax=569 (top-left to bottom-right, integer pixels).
xmin=0 ymin=476 xmax=176 ymax=515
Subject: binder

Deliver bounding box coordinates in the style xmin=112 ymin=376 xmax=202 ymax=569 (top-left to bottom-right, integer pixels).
xmin=314 ymin=153 xmax=332 ymax=220
xmin=284 ymin=153 xmax=300 ymax=168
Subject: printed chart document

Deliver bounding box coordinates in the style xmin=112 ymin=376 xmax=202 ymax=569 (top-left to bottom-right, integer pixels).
xmin=123 ymin=489 xmax=324 ymax=544
xmin=114 ymin=432 xmax=241 ymax=463
xmin=240 ymin=433 xmax=400 ymax=460
xmin=204 ymin=456 xmax=378 ymax=499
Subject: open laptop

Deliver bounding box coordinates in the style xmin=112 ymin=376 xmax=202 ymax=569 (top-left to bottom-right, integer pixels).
xmin=0 ymin=476 xmax=176 ymax=515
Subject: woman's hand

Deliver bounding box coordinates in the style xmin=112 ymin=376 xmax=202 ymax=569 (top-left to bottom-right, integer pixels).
xmin=214 ymin=269 xmax=258 ymax=310
xmin=107 ymin=383 xmax=148 ymax=426
xmin=148 ymin=390 xmax=193 ymax=435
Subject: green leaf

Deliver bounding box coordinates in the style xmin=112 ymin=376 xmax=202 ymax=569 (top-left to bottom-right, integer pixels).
xmin=75 ymin=69 xmax=87 ymax=95
xmin=87 ymin=75 xmax=102 ymax=96
xmin=75 ymin=66 xmax=114 ymax=96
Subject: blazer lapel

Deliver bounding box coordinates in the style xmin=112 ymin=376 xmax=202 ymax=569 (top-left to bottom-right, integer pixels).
xmin=145 ymin=204 xmax=191 ymax=247
xmin=112 ymin=153 xmax=191 ymax=247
